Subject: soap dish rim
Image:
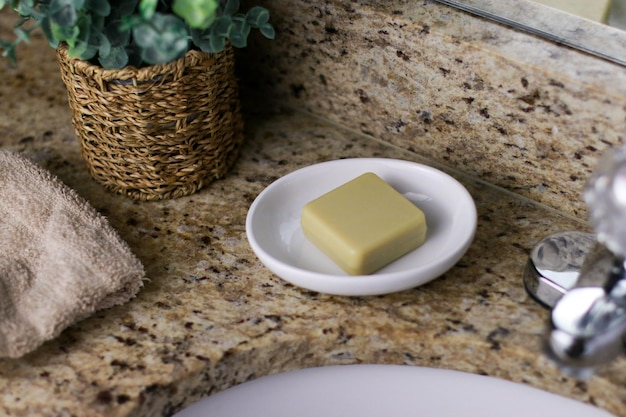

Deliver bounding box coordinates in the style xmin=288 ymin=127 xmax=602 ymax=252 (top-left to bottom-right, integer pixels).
xmin=245 ymin=158 xmax=477 ymax=296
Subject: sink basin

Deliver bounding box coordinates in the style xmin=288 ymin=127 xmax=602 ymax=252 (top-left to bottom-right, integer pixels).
xmin=174 ymin=365 xmax=615 ymax=417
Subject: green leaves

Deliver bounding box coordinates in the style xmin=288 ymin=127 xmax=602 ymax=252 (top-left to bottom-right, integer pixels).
xmin=138 ymin=0 xmax=157 ymax=19
xmin=1 ymin=0 xmax=275 ymax=68
xmin=63 ymin=14 xmax=99 ymax=59
xmin=0 ymin=0 xmax=21 ymax=10
xmin=173 ymin=0 xmax=218 ymax=29
xmin=246 ymin=6 xmax=274 ymax=39
xmin=133 ymin=13 xmax=188 ymax=64
xmin=189 ymin=3 xmax=274 ymax=54
xmin=85 ymin=0 xmax=110 ymax=16
xmin=222 ymin=0 xmax=238 ymax=15
xmin=49 ymin=0 xmax=85 ymax=26
xmin=98 ymin=44 xmax=128 ymax=68
xmin=245 ymin=6 xmax=268 ymax=26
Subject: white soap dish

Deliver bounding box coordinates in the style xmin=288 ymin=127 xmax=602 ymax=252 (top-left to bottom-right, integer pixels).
xmin=245 ymin=158 xmax=477 ymax=296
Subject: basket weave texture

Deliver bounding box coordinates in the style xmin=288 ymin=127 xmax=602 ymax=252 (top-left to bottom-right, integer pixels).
xmin=56 ymin=43 xmax=244 ymax=201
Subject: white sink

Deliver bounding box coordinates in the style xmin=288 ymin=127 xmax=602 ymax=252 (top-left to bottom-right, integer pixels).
xmin=174 ymin=365 xmax=615 ymax=417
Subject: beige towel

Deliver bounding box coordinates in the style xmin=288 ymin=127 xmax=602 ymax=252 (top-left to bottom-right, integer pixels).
xmin=0 ymin=150 xmax=145 ymax=358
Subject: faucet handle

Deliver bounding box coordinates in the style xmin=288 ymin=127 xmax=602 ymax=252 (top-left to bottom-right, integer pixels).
xmin=524 ymin=146 xmax=626 ymax=377
xmin=544 ymin=145 xmax=626 ymax=377
xmin=585 ymin=146 xmax=626 ymax=257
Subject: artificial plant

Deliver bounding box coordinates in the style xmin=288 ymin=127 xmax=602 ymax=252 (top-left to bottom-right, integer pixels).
xmin=0 ymin=0 xmax=274 ymax=68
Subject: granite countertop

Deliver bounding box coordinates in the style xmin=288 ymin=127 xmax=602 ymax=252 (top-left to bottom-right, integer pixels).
xmin=1 ymin=9 xmax=625 ymax=417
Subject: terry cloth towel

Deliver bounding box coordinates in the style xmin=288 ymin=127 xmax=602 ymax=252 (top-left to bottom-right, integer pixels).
xmin=0 ymin=150 xmax=145 ymax=358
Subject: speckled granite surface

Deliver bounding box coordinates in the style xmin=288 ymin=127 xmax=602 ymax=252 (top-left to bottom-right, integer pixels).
xmin=238 ymin=0 xmax=626 ymax=220
xmin=1 ymin=5 xmax=626 ymax=417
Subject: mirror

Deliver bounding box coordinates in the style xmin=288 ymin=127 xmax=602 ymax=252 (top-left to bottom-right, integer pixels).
xmin=531 ymin=0 xmax=622 ymax=28
xmin=434 ymin=0 xmax=626 ymax=66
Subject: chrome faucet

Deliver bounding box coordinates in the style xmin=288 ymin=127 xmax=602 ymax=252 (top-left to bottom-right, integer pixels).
xmin=524 ymin=146 xmax=626 ymax=379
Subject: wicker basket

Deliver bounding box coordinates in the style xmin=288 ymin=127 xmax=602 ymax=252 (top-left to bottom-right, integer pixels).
xmin=56 ymin=43 xmax=244 ymax=201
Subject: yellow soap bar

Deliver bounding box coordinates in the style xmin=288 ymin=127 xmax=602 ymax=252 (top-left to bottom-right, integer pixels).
xmin=301 ymin=172 xmax=427 ymax=275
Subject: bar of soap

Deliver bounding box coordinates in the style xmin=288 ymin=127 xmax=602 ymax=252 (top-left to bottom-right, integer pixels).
xmin=301 ymin=172 xmax=427 ymax=275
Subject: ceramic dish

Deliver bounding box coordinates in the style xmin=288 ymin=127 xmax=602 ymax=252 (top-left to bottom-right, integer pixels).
xmin=174 ymin=365 xmax=615 ymax=417
xmin=245 ymin=158 xmax=477 ymax=296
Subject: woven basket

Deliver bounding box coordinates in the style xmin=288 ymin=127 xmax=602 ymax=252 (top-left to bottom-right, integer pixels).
xmin=56 ymin=43 xmax=244 ymax=201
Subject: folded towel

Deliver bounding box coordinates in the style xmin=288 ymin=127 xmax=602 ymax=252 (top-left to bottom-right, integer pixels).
xmin=0 ymin=150 xmax=145 ymax=358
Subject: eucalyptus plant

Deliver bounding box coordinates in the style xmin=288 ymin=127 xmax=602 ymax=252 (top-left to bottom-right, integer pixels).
xmin=0 ymin=0 xmax=274 ymax=69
